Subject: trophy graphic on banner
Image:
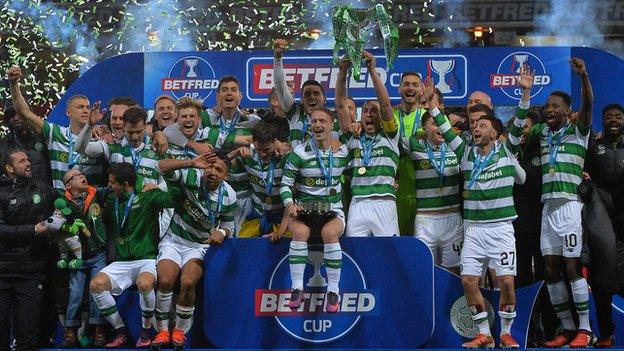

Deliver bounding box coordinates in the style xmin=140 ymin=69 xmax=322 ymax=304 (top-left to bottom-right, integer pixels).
xmin=430 ymin=59 xmax=455 ymax=94
xmin=184 ymin=58 xmax=199 ymax=78
xmin=306 ymin=250 xmax=328 ymax=288
xmin=331 ymin=4 xmax=399 ymax=81
xmin=514 ymin=54 xmax=528 ymax=73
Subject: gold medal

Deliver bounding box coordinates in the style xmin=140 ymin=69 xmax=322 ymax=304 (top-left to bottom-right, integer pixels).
xmin=329 ymin=188 xmax=337 ymax=196
xmin=462 ymin=190 xmax=469 ymax=199
xmin=548 ymin=167 xmax=556 ymax=177
xmin=265 ymin=196 xmax=272 ymax=204
xmin=357 ymin=167 xmax=366 ymax=175
xmin=117 ymin=237 xmax=125 ymax=245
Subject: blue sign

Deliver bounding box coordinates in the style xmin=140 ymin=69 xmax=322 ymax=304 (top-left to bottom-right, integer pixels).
xmin=202 ymin=237 xmax=434 ymax=349
xmin=48 ymin=47 xmax=624 ymax=132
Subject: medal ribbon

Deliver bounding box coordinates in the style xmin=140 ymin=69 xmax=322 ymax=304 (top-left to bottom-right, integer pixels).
xmin=311 ymin=139 xmax=334 ymax=188
xmin=114 ymin=192 xmax=136 ymax=233
xmin=204 ymin=182 xmax=225 ymax=227
xmin=547 ymin=123 xmax=569 ymax=170
xmin=425 ymin=141 xmax=447 ymax=184
xmin=467 ymin=147 xmax=496 ymax=190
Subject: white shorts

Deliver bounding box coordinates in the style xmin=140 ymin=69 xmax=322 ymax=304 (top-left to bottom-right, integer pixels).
xmin=100 ymin=259 xmax=157 ymax=296
xmin=234 ymin=197 xmax=253 ymax=236
xmin=541 ymin=199 xmax=583 ymax=258
xmin=414 ymin=212 xmax=463 ymax=268
xmin=461 ymin=221 xmax=516 ymax=277
xmin=157 ymin=233 xmax=208 ymax=268
xmin=346 ymin=197 xmax=399 ymax=237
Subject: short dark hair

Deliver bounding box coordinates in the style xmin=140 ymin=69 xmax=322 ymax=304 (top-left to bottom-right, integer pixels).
xmin=526 ymin=110 xmax=540 ymax=125
xmin=252 ymin=122 xmax=276 ymax=145
xmin=468 ymin=103 xmax=493 ymax=115
xmin=1 ymin=148 xmax=25 ymax=170
xmin=477 ymin=114 xmax=503 ymax=138
xmin=421 ymin=111 xmax=433 ymax=126
xmin=310 ymin=107 xmax=334 ymax=121
xmin=301 ymin=80 xmax=325 ymax=96
xmin=108 ymin=96 xmax=137 ymax=108
xmin=123 ymin=106 xmax=148 ymax=125
xmin=400 ymin=71 xmax=421 ymax=82
xmin=109 ymin=163 xmax=136 ymax=187
xmin=213 ymin=149 xmax=232 ymax=169
xmin=3 ymin=99 xmax=17 ymax=120
xmin=217 ymin=75 xmax=240 ymax=91
xmin=434 ymin=88 xmax=444 ymax=106
xmin=550 ymin=91 xmax=572 ymax=107
xmin=602 ymin=103 xmax=624 ymax=117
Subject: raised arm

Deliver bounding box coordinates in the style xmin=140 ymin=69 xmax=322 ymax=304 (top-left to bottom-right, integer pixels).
xmin=571 ymin=58 xmax=593 ymax=128
xmin=335 ymin=58 xmax=352 ymax=133
xmin=506 ymin=65 xmax=533 ymax=150
xmin=424 ymin=78 xmax=466 ymax=158
xmin=75 ymin=101 xmax=108 ymax=157
xmin=363 ymin=51 xmax=393 ymax=123
xmin=7 ymin=66 xmax=44 ymax=135
xmin=273 ymin=39 xmax=296 ymax=114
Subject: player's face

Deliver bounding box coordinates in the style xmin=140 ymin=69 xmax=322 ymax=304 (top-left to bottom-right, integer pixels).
xmin=603 ymin=108 xmax=624 ymax=138
xmin=302 ymin=85 xmax=325 ymax=114
xmin=108 ymin=174 xmax=124 ymax=197
xmin=424 ymin=118 xmax=444 ymax=145
xmin=155 ymin=98 xmax=176 ymax=128
xmin=177 ymin=107 xmax=201 ymax=138
xmin=473 ymin=119 xmax=497 ymax=146
xmin=6 ymin=151 xmax=31 ymax=179
xmin=65 ymin=170 xmax=87 ymax=193
xmin=521 ymin=118 xmax=534 ymax=144
xmin=124 ymin=121 xmax=146 ymax=148
xmin=469 ymin=111 xmax=488 ymax=135
xmin=398 ymin=75 xmax=423 ymax=105
xmin=310 ymin=110 xmax=333 ymax=142
xmin=543 ymin=95 xmax=569 ymax=130
xmin=204 ymin=158 xmax=229 ymax=189
xmin=6 ymin=112 xmax=26 ymax=134
xmin=346 ymin=99 xmax=357 ymax=123
xmin=66 ymin=97 xmax=90 ymax=125
xmin=217 ymin=81 xmax=242 ymax=110
xmin=109 ymin=104 xmax=129 ymax=135
xmin=253 ymin=141 xmax=275 ymax=161
xmin=360 ymin=101 xmax=381 ymax=135
xmin=467 ymin=91 xmax=492 ymax=110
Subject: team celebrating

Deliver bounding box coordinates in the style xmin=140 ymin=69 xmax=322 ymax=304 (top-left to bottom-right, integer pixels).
xmin=1 ymin=37 xmax=620 ymax=350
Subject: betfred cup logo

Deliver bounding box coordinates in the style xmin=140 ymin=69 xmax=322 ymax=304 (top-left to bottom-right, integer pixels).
xmin=255 ymin=245 xmax=379 ymax=343
xmin=161 ymin=56 xmax=219 ymax=101
xmin=490 ymin=51 xmax=551 ymax=100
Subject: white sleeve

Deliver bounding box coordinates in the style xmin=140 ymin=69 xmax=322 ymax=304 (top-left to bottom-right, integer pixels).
xmin=75 ymin=123 xmax=108 ymax=159
xmin=164 ymin=124 xmax=189 ymax=147
xmin=273 ymin=57 xmax=295 ymax=113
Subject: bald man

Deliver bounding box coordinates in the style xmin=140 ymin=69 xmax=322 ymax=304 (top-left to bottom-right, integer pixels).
xmin=467 ymin=91 xmax=493 ymax=110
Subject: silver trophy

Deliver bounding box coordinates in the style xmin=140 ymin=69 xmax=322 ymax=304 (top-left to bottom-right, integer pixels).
xmin=306 ymin=250 xmax=328 ymax=288
xmin=184 ymin=58 xmax=199 ymax=78
xmin=429 ymin=59 xmax=455 ymax=94
xmin=514 ymin=54 xmax=528 ymax=73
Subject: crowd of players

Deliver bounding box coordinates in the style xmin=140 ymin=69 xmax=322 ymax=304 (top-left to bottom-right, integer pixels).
xmin=0 ymin=38 xmax=622 ymax=350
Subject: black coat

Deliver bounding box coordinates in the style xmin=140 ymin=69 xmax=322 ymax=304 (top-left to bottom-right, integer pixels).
xmin=0 ymin=176 xmax=56 ymax=276
xmin=579 ymin=179 xmax=623 ymax=294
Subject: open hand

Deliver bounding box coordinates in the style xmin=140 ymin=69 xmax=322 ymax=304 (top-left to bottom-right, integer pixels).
xmin=516 ymin=64 xmax=535 ymax=91
xmin=89 ymin=101 xmax=106 ymax=126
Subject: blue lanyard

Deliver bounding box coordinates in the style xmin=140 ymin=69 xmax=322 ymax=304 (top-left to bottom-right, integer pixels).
xmin=204 ymin=183 xmax=224 ymax=227
xmin=114 ymin=192 xmax=136 ymax=233
xmin=547 ymin=123 xmax=569 ymax=168
xmin=256 ymin=152 xmax=275 ymax=196
xmin=301 ymin=114 xmax=309 ymax=141
xmin=311 ymin=139 xmax=333 ymax=187
xmin=399 ymin=109 xmax=421 ymax=138
xmin=425 ymin=141 xmax=447 ymax=183
xmin=128 ymin=135 xmax=147 ymax=171
xmin=219 ymin=112 xmax=241 ymax=134
xmin=467 ymin=146 xmax=496 ymax=190
xmin=66 ymin=129 xmax=82 ymax=168
xmin=360 ymin=134 xmax=377 ymax=167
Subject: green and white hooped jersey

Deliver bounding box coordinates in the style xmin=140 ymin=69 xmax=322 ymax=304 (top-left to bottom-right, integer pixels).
xmin=102 ymin=137 xmax=164 ymax=189
xmin=286 ymin=103 xmax=342 ymax=149
xmin=203 ymin=108 xmax=260 ymax=198
xmin=433 ymin=105 xmax=527 ymax=222
xmin=42 ymin=121 xmax=106 ymax=192
xmin=166 ymin=169 xmax=237 ymax=244
xmin=409 ymin=138 xmax=461 ymax=211
xmin=280 ymin=140 xmax=349 ymax=210
xmin=239 ymin=145 xmax=286 ymax=215
xmin=345 ymin=131 xmax=400 ymax=199
xmin=532 ymin=122 xmax=590 ymax=202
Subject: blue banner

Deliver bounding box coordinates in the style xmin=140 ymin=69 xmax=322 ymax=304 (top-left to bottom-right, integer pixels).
xmin=47 ymin=47 xmax=624 ymax=132
xmin=202 ymin=237 xmax=434 ymax=348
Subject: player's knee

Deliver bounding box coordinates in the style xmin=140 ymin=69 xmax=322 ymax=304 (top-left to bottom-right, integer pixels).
xmin=543 ymin=261 xmax=561 ymax=283
xmin=563 ymin=260 xmax=579 ymax=280
xmin=461 ymin=275 xmax=479 ymax=290
xmin=179 ymin=277 xmax=196 ymax=293
xmin=498 ymin=277 xmax=514 ymax=292
xmin=89 ymin=275 xmax=107 ymax=293
xmin=136 ymin=278 xmax=155 ymax=293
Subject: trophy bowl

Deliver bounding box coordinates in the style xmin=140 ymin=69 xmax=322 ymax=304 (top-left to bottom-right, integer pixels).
xmin=429 ymin=59 xmax=455 ymax=94
xmin=184 ymin=58 xmax=199 ymax=78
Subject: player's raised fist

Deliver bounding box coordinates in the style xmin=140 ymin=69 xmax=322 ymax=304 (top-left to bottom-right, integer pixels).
xmin=570 ymin=58 xmax=587 ymax=76
xmin=6 ymin=66 xmax=22 ymax=82
xmin=273 ymin=39 xmax=288 ymax=57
